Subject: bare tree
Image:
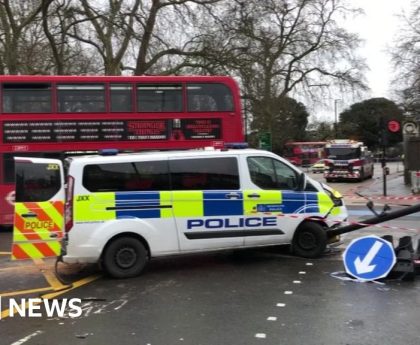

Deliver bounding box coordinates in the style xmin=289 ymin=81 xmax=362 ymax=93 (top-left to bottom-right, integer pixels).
xmin=0 ymin=0 xmax=43 ymax=74
xmin=188 ymin=0 xmax=368 ymax=139
xmin=0 ymin=0 xmax=222 ymax=76
xmin=129 ymin=0 xmax=220 ymax=75
xmin=41 ymin=0 xmax=102 ymax=74
xmin=391 ymin=1 xmax=420 ymax=114
xmin=64 ymin=0 xmax=140 ymax=75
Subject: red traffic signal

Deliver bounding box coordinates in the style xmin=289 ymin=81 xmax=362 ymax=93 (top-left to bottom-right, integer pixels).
xmin=387 ymin=120 xmax=401 ymax=133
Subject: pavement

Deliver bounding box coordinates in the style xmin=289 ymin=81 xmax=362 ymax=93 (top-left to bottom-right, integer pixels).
xmin=342 ymin=163 xmax=419 ymax=206
xmin=335 ymin=164 xmax=420 ymax=249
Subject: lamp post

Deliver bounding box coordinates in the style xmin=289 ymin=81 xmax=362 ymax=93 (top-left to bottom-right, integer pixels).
xmin=334 ymin=99 xmax=341 ymax=137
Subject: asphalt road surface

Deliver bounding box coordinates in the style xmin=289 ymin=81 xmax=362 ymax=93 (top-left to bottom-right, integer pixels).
xmin=1 ymin=206 xmax=419 ymax=345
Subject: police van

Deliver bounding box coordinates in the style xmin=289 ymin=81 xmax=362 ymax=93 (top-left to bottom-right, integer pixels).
xmin=13 ymin=148 xmax=347 ymax=278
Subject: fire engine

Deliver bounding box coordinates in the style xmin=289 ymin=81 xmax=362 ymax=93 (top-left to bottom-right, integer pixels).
xmin=324 ymin=140 xmax=374 ymax=182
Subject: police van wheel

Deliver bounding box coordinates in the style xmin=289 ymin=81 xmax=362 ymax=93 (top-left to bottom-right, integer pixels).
xmin=103 ymin=237 xmax=148 ymax=278
xmin=292 ymin=222 xmax=327 ymax=258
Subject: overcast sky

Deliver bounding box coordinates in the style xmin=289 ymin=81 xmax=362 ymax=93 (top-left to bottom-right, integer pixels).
xmin=349 ymin=0 xmax=409 ymax=98
xmin=315 ymin=0 xmax=411 ymax=122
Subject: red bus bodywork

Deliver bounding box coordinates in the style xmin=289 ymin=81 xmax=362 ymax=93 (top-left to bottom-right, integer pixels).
xmin=0 ymin=75 xmax=244 ymax=225
xmin=283 ymin=141 xmax=326 ymax=166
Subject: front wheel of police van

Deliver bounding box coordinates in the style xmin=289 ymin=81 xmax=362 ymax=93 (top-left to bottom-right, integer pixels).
xmin=292 ymin=222 xmax=327 ymax=258
xmin=102 ymin=237 xmax=149 ymax=278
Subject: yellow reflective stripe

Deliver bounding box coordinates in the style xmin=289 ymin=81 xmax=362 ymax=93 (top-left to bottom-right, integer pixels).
xmin=317 ymin=193 xmax=331 ymax=214
xmin=74 ymin=192 xmax=116 ymax=222
xmin=160 ymin=191 xmax=173 ymax=218
xmin=11 ymin=241 xmax=61 ymax=260
xmin=172 ymin=191 xmax=204 ymax=217
xmin=39 ymin=201 xmax=63 ymax=229
xmin=12 ymin=231 xmax=28 ymax=242
xmin=243 ymin=190 xmax=282 ymax=215
xmin=13 ymin=203 xmax=28 ymax=242
xmin=13 ymin=203 xmax=55 ymax=242
xmin=317 ymin=193 xmax=341 ymax=215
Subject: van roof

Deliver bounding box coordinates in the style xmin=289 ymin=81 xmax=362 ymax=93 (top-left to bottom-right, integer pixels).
xmin=67 ymin=148 xmax=270 ymax=164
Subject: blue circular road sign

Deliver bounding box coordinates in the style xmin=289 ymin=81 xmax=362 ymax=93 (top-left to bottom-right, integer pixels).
xmin=343 ymin=236 xmax=396 ymax=282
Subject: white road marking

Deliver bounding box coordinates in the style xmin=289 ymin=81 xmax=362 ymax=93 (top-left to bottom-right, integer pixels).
xmin=293 ymin=280 xmax=301 ymax=284
xmin=298 ymin=271 xmax=306 ymax=274
xmin=255 ymin=333 xmax=266 ymax=339
xmin=10 ymin=331 xmax=43 ymax=345
xmin=284 ymin=291 xmax=293 ymax=294
xmin=276 ymin=303 xmax=286 ymax=307
xmin=267 ymin=316 xmax=277 ymax=321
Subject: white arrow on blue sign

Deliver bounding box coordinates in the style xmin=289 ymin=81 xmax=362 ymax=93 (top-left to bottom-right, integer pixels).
xmin=343 ymin=235 xmax=396 ymax=282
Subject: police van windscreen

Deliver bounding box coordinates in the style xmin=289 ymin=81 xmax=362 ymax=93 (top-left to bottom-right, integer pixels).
xmin=325 ymin=148 xmax=360 ymax=160
xmin=15 ymin=162 xmax=61 ymax=202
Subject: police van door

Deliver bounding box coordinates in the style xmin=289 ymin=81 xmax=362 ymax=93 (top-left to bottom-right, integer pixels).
xmin=169 ymin=156 xmax=245 ymax=251
xmin=12 ymin=157 xmax=65 ymax=260
xmin=244 ymin=156 xmax=304 ymax=246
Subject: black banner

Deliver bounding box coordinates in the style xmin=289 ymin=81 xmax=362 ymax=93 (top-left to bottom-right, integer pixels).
xmin=181 ymin=119 xmax=221 ymax=139
xmin=3 ymin=118 xmax=221 ymax=143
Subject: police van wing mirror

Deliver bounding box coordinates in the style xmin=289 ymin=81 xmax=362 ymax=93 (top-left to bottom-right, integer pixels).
xmin=297 ymin=172 xmax=306 ymax=191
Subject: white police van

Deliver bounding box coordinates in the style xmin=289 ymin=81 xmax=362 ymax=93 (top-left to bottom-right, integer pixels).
xmin=14 ymin=148 xmax=347 ymax=278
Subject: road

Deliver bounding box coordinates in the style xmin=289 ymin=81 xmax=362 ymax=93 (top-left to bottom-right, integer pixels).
xmin=1 ymin=233 xmax=419 ymax=345
xmin=305 ymin=161 xmax=406 ymax=198
xmin=1 ymin=161 xmax=419 ymax=345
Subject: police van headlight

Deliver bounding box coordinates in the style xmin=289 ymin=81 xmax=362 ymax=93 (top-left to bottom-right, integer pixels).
xmin=322 ymin=184 xmax=343 ymax=207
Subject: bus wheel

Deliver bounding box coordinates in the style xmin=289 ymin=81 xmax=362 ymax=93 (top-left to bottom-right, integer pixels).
xmin=103 ymin=237 xmax=148 ymax=278
xmin=292 ymin=222 xmax=327 ymax=258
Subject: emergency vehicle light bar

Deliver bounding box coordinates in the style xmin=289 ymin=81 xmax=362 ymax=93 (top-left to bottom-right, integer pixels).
xmin=99 ymin=149 xmax=119 ymax=156
xmin=224 ymin=142 xmax=249 ymax=149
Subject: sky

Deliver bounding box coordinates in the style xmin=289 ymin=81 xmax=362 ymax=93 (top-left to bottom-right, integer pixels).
xmin=349 ymin=0 xmax=409 ymax=98
xmin=316 ymin=0 xmax=411 ymax=122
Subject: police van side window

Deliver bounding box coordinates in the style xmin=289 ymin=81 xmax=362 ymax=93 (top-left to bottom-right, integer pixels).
xmin=247 ymin=157 xmax=298 ymax=190
xmin=15 ymin=162 xmax=61 ymax=202
xmin=83 ymin=161 xmax=170 ymax=192
xmin=170 ymin=157 xmax=239 ymax=190
xmin=132 ymin=161 xmax=170 ymax=190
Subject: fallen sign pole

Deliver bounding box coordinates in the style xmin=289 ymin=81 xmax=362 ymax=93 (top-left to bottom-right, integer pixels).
xmin=326 ymin=202 xmax=420 ymax=238
xmin=327 ymin=202 xmax=420 ymax=282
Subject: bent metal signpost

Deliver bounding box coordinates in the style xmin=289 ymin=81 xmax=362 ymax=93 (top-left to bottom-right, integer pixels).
xmin=343 ymin=236 xmax=396 ymax=282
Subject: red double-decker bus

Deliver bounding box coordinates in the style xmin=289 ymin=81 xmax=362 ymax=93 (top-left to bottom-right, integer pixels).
xmin=283 ymin=141 xmax=326 ymax=166
xmin=0 ymin=75 xmax=244 ymax=226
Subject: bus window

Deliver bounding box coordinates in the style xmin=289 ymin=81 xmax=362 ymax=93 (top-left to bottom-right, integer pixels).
xmin=187 ymin=83 xmax=233 ymax=112
xmin=110 ymin=84 xmax=132 ymax=112
xmin=57 ymin=84 xmax=105 ymax=112
xmin=137 ymin=84 xmax=182 ymax=112
xmin=2 ymin=83 xmax=51 ymax=113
